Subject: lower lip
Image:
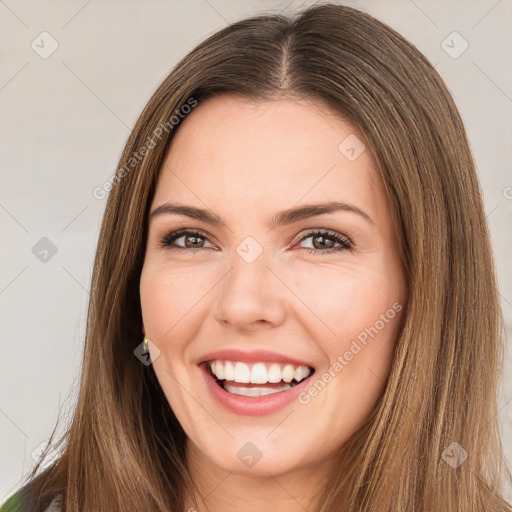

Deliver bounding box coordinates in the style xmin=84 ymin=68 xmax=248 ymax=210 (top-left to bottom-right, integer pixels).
xmin=199 ymin=364 xmax=314 ymax=417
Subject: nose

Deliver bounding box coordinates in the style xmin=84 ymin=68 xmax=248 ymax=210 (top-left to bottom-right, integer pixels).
xmin=213 ymin=251 xmax=287 ymax=332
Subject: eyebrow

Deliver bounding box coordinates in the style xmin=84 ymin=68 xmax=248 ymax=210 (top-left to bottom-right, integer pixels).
xmin=150 ymin=201 xmax=374 ymax=229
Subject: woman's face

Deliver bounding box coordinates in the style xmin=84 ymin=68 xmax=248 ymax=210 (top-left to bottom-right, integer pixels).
xmin=140 ymin=94 xmax=407 ymax=478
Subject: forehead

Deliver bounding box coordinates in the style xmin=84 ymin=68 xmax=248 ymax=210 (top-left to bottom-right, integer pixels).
xmin=152 ymin=94 xmax=384 ymax=218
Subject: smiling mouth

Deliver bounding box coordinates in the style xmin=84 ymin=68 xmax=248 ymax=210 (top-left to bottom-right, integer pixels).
xmin=204 ymin=361 xmax=316 ymax=397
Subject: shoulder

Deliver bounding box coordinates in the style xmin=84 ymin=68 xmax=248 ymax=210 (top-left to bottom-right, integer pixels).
xmin=1 ymin=488 xmax=62 ymax=512
xmin=0 ymin=489 xmax=29 ymax=512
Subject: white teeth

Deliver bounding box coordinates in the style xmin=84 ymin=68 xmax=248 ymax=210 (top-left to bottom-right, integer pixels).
xmin=223 ymin=382 xmax=293 ymax=396
xmin=234 ymin=362 xmax=251 ymax=383
xmin=282 ymin=364 xmax=294 ymax=383
xmin=213 ymin=361 xmax=224 ymax=380
xmin=224 ymin=361 xmax=235 ymax=380
xmin=293 ymin=366 xmax=305 ymax=382
xmin=250 ymin=363 xmax=268 ymax=384
xmin=268 ymin=363 xmax=282 ymax=383
xmin=209 ymin=360 xmax=312 ymax=385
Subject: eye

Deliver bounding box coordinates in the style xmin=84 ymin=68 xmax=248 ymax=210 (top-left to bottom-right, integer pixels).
xmin=159 ymin=229 xmax=214 ymax=250
xmin=296 ymin=229 xmax=352 ymax=255
xmin=159 ymin=228 xmax=353 ymax=255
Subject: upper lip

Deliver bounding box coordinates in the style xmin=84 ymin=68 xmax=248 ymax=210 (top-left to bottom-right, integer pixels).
xmin=197 ymin=348 xmax=315 ymax=368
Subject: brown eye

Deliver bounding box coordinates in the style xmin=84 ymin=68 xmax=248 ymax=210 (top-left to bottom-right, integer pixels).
xmin=159 ymin=229 xmax=214 ymax=250
xmin=297 ymin=230 xmax=352 ymax=254
xmin=158 ymin=228 xmax=352 ymax=255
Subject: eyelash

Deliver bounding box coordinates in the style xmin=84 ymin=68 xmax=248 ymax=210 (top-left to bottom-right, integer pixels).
xmin=158 ymin=228 xmax=353 ymax=255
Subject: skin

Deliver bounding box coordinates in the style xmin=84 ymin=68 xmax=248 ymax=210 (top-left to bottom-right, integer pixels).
xmin=139 ymin=94 xmax=408 ymax=512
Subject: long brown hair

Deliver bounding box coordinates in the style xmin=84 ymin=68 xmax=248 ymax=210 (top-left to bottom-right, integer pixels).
xmin=15 ymin=3 xmax=512 ymax=511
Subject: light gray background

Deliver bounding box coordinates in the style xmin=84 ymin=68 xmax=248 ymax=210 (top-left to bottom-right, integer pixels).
xmin=1 ymin=0 xmax=511 ymax=503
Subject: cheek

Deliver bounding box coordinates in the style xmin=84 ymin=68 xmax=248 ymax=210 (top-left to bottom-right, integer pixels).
xmin=139 ymin=263 xmax=210 ymax=345
xmin=293 ymin=269 xmax=404 ymax=431
xmin=285 ymin=263 xmax=405 ymax=404
xmin=284 ymin=262 xmax=404 ymax=342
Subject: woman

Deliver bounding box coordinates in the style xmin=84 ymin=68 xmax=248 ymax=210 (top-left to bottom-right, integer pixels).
xmin=2 ymin=3 xmax=511 ymax=511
